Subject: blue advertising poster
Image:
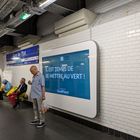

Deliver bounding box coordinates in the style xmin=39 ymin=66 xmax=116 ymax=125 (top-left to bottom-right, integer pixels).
xmin=42 ymin=50 xmax=90 ymax=100
xmin=6 ymin=45 xmax=39 ymax=66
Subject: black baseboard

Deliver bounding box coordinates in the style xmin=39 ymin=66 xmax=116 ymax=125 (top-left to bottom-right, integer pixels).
xmin=49 ymin=109 xmax=140 ymax=140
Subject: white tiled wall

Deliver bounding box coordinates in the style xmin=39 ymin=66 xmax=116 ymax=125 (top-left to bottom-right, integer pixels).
xmin=39 ymin=1 xmax=140 ymax=137
xmin=42 ymin=0 xmax=140 ymax=138
xmin=90 ymin=3 xmax=140 ymax=138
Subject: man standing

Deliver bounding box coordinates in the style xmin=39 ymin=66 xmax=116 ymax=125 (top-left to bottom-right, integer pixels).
xmin=28 ymin=65 xmax=46 ymax=128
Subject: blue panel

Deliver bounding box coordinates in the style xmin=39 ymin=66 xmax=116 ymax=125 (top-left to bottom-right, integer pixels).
xmin=42 ymin=50 xmax=90 ymax=100
xmin=6 ymin=45 xmax=39 ymax=66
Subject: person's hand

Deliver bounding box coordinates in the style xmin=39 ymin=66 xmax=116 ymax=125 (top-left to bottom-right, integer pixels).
xmin=42 ymin=92 xmax=46 ymax=100
xmin=17 ymin=89 xmax=20 ymax=93
xmin=42 ymin=96 xmax=45 ymax=100
xmin=42 ymin=87 xmax=46 ymax=100
xmin=28 ymin=80 xmax=32 ymax=85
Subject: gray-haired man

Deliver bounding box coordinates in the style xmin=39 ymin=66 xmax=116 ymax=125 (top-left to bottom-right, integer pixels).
xmin=28 ymin=65 xmax=46 ymax=128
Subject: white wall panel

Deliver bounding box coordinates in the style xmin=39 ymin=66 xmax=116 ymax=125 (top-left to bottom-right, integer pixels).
xmin=40 ymin=41 xmax=97 ymax=118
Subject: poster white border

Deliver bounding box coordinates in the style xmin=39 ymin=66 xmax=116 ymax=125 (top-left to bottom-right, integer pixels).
xmin=40 ymin=41 xmax=97 ymax=118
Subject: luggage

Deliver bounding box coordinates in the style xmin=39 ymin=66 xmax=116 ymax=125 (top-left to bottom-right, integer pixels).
xmin=8 ymin=93 xmax=17 ymax=106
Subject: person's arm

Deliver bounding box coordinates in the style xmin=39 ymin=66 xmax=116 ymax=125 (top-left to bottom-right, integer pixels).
xmin=41 ymin=75 xmax=46 ymax=100
xmin=15 ymin=85 xmax=20 ymax=94
xmin=41 ymin=86 xmax=45 ymax=100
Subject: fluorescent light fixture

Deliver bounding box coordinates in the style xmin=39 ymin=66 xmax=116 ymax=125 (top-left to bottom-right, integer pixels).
xmin=39 ymin=0 xmax=56 ymax=8
xmin=19 ymin=12 xmax=31 ymax=20
xmin=12 ymin=57 xmax=20 ymax=60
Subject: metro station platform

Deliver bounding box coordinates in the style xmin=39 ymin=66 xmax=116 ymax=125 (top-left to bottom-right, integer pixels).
xmin=0 ymin=101 xmax=123 ymax=140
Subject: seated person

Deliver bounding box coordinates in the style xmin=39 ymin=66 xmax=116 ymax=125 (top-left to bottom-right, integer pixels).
xmin=13 ymin=78 xmax=27 ymax=108
xmin=0 ymin=79 xmax=12 ymax=101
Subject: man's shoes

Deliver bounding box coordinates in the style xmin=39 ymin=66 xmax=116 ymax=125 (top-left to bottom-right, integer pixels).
xmin=29 ymin=120 xmax=39 ymax=125
xmin=36 ymin=122 xmax=46 ymax=128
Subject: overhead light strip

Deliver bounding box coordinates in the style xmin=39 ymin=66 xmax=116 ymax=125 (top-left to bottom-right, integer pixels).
xmin=39 ymin=0 xmax=57 ymax=8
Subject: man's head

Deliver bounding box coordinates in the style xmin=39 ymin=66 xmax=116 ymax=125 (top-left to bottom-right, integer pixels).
xmin=20 ymin=78 xmax=25 ymax=84
xmin=30 ymin=65 xmax=38 ymax=76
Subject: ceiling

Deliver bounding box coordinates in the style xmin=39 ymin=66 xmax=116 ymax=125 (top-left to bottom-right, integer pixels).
xmin=0 ymin=0 xmax=86 ymax=50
